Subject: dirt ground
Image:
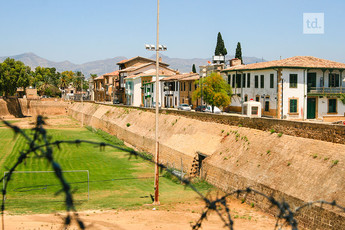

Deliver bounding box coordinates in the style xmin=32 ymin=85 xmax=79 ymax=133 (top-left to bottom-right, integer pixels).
xmin=4 ymin=198 xmax=277 ymax=230
xmin=1 ymin=115 xmax=278 ymax=229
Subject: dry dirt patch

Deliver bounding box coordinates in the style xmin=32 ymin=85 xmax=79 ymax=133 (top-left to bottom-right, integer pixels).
xmin=5 ymin=198 xmax=276 ymax=230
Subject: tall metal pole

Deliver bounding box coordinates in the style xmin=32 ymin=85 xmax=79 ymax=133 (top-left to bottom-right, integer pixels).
xmin=153 ymin=0 xmax=160 ymax=205
xmin=81 ymin=76 xmax=84 ymax=127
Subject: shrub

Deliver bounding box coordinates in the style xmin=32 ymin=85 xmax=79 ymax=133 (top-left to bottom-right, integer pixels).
xmin=270 ymin=129 xmax=275 ymax=134
xmin=277 ymin=133 xmax=283 ymax=137
xmin=332 ymin=160 xmax=339 ymax=166
xmin=126 ymin=123 xmax=131 ymax=127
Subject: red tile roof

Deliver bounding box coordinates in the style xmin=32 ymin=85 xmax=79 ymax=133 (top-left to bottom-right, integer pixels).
xmin=104 ymin=70 xmax=119 ymax=76
xmin=161 ymin=73 xmax=199 ymax=81
xmin=116 ymin=56 xmax=169 ymax=66
xmin=94 ymin=75 xmax=104 ymax=80
xmin=223 ymin=56 xmax=345 ymax=72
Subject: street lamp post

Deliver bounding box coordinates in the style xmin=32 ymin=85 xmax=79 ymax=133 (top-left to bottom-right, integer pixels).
xmin=145 ymin=0 xmax=167 ymax=205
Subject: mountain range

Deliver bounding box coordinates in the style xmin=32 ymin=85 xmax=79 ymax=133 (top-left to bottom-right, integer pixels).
xmin=0 ymin=53 xmax=265 ymax=77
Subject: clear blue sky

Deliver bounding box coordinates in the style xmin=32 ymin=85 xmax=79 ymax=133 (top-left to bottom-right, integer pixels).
xmin=0 ymin=0 xmax=344 ymax=64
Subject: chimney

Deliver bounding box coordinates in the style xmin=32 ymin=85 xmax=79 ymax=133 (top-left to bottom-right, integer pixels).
xmin=230 ymin=58 xmax=242 ymax=67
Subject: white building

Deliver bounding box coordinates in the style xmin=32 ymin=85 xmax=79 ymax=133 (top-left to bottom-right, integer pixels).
xmin=222 ymin=56 xmax=345 ymax=121
xmin=125 ymin=69 xmax=175 ymax=107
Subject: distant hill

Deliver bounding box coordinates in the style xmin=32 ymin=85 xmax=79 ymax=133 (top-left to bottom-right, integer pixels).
xmin=0 ymin=53 xmax=266 ymax=77
xmin=0 ymin=53 xmax=126 ymax=78
xmin=154 ymin=54 xmax=266 ymax=73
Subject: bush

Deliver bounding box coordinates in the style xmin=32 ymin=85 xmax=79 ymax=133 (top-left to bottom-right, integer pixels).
xmin=126 ymin=123 xmax=131 ymax=127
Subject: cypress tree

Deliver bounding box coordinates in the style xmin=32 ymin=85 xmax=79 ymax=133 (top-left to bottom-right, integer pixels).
xmin=192 ymin=64 xmax=197 ymax=73
xmin=214 ymin=32 xmax=227 ymax=56
xmin=235 ymin=42 xmax=243 ymax=63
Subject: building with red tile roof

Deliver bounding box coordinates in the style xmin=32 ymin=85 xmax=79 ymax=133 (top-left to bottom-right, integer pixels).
xmin=222 ymin=56 xmax=345 ymax=121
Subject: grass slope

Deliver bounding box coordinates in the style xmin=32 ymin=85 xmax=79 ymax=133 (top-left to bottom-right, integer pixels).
xmin=0 ymin=127 xmax=211 ymax=214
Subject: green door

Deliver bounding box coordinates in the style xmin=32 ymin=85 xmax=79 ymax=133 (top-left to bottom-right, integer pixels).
xmin=307 ymin=98 xmax=316 ymax=119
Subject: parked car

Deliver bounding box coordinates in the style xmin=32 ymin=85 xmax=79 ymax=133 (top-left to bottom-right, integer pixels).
xmin=177 ymin=104 xmax=191 ymax=111
xmin=205 ymin=106 xmax=222 ymax=114
xmin=195 ymin=105 xmax=206 ymax=112
xmin=151 ymin=102 xmax=161 ymax=108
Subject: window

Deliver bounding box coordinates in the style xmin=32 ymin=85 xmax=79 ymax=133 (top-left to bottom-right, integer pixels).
xmin=242 ymin=73 xmax=246 ymax=88
xmin=328 ymin=99 xmax=337 ymax=113
xmin=189 ymin=82 xmax=192 ymax=91
xmin=289 ymin=99 xmax=298 ymax=113
xmin=247 ymin=73 xmax=251 ymax=88
xmin=265 ymin=96 xmax=270 ymax=112
xmin=329 ymin=74 xmax=340 ymax=87
xmin=265 ymin=101 xmax=270 ymax=112
xmin=184 ymin=82 xmax=186 ymax=91
xmin=255 ymin=75 xmax=259 ymax=88
xmin=255 ymin=95 xmax=260 ymax=102
xmin=232 ymin=74 xmax=235 ymax=88
xmin=152 ymin=86 xmax=154 ymax=93
xmin=244 ymin=95 xmax=248 ymax=102
xmin=227 ymin=75 xmax=231 ymax=85
xmin=175 ymin=97 xmax=177 ymax=106
xmin=290 ymin=74 xmax=298 ymax=88
xmin=270 ymin=74 xmax=274 ymax=88
xmin=260 ymin=75 xmax=264 ymax=88
xmin=236 ymin=74 xmax=241 ymax=88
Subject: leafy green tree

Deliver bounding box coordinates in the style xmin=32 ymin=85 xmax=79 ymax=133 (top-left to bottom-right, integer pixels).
xmin=193 ymin=72 xmax=232 ymax=112
xmin=192 ymin=64 xmax=197 ymax=73
xmin=214 ymin=32 xmax=227 ymax=56
xmin=235 ymin=42 xmax=243 ymax=63
xmin=61 ymin=71 xmax=75 ymax=85
xmin=0 ymin=58 xmax=31 ymax=96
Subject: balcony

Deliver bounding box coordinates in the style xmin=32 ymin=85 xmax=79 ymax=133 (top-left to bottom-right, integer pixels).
xmin=308 ymin=87 xmax=345 ymax=96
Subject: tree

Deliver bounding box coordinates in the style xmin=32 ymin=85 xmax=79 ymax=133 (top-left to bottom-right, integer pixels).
xmin=61 ymin=71 xmax=75 ymax=84
xmin=73 ymin=71 xmax=85 ymax=91
xmin=214 ymin=32 xmax=227 ymax=56
xmin=193 ymin=72 xmax=232 ymax=112
xmin=235 ymin=42 xmax=243 ymax=64
xmin=192 ymin=64 xmax=197 ymax=73
xmin=0 ymin=58 xmax=31 ymax=96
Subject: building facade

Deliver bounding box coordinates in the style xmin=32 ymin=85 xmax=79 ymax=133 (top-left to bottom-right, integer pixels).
xmin=222 ymin=56 xmax=345 ymax=121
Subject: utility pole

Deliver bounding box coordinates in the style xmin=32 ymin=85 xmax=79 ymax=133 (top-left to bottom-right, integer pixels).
xmin=153 ymin=0 xmax=160 ymax=206
xmin=81 ymin=75 xmax=84 ymax=127
xmin=145 ymin=0 xmax=167 ymax=205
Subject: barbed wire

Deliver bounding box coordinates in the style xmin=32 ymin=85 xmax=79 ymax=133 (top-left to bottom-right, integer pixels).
xmin=1 ymin=116 xmax=344 ymax=230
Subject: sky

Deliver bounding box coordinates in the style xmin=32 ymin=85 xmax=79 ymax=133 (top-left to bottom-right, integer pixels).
xmin=0 ymin=0 xmax=345 ymax=64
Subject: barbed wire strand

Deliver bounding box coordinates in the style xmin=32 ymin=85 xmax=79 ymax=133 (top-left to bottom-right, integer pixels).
xmin=1 ymin=116 xmax=345 ymax=230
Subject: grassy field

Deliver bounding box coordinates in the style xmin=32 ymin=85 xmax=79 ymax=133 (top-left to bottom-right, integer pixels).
xmin=0 ymin=125 xmax=212 ymax=214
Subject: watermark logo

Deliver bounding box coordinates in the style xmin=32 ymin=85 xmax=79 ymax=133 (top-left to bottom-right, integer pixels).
xmin=303 ymin=13 xmax=324 ymax=34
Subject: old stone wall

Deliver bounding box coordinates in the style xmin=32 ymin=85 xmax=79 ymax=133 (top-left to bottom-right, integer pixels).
xmin=111 ymin=103 xmax=345 ymax=145
xmin=0 ymin=98 xmax=69 ymax=117
xmin=68 ymin=102 xmax=345 ymax=230
xmin=203 ymin=162 xmax=345 ymax=230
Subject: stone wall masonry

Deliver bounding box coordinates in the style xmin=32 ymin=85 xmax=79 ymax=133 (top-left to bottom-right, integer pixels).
xmin=0 ymin=98 xmax=69 ymax=117
xmin=106 ymin=103 xmax=345 ymax=145
xmin=202 ymin=162 xmax=345 ymax=230
xmin=68 ymin=102 xmax=345 ymax=230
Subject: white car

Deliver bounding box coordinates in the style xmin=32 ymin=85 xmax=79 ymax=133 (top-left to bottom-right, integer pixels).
xmin=205 ymin=106 xmax=222 ymax=114
xmin=177 ymin=104 xmax=191 ymax=111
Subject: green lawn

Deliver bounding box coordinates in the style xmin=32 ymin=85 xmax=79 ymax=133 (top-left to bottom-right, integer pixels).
xmin=0 ymin=127 xmax=211 ymax=214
